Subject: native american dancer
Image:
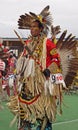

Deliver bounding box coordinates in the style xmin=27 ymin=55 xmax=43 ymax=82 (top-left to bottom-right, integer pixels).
xmin=0 ymin=42 xmax=8 ymax=107
xmin=7 ymin=5 xmax=78 ymax=130
xmin=6 ymin=51 xmax=17 ymax=96
xmin=0 ymin=43 xmax=17 ymax=100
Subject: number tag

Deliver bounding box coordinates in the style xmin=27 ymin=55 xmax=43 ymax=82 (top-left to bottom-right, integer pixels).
xmin=50 ymin=73 xmax=63 ymax=84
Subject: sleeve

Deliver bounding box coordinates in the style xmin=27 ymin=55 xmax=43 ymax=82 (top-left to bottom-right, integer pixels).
xmin=47 ymin=39 xmax=59 ymax=57
xmin=46 ymin=39 xmax=60 ymax=67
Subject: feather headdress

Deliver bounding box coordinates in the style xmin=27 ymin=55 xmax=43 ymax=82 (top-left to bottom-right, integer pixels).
xmin=18 ymin=5 xmax=53 ymax=34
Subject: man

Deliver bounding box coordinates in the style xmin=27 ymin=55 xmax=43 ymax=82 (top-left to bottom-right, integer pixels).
xmin=8 ymin=6 xmax=62 ymax=130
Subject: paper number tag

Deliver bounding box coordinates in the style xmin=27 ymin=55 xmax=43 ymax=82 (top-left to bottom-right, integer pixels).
xmin=51 ymin=73 xmax=63 ymax=84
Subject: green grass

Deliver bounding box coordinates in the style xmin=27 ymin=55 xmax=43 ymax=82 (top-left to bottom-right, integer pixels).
xmin=0 ymin=94 xmax=78 ymax=130
xmin=53 ymin=94 xmax=78 ymax=130
xmin=0 ymin=101 xmax=17 ymax=130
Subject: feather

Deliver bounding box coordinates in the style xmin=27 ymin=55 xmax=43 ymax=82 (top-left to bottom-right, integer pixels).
xmin=29 ymin=12 xmax=38 ymax=20
xmin=51 ymin=25 xmax=61 ymax=36
xmin=18 ymin=13 xmax=34 ymax=29
xmin=56 ymin=30 xmax=67 ymax=49
xmin=40 ymin=5 xmax=50 ymax=16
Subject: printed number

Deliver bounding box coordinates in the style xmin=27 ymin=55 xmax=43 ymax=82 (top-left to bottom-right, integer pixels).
xmin=56 ymin=76 xmax=63 ymax=81
xmin=51 ymin=75 xmax=56 ymax=83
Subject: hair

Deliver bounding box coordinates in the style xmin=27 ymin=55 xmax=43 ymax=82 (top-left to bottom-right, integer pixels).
xmin=43 ymin=69 xmax=51 ymax=78
xmin=34 ymin=19 xmax=44 ymax=29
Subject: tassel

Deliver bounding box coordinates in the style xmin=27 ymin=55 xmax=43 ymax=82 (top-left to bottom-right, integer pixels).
xmin=41 ymin=37 xmax=47 ymax=70
xmin=24 ymin=58 xmax=35 ymax=78
xmin=9 ymin=114 xmax=18 ymax=127
xmin=8 ymin=75 xmax=15 ymax=88
xmin=0 ymin=104 xmax=4 ymax=110
xmin=44 ymin=78 xmax=55 ymax=95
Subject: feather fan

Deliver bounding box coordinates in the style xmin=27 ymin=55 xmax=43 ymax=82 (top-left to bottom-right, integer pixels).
xmin=57 ymin=31 xmax=78 ymax=87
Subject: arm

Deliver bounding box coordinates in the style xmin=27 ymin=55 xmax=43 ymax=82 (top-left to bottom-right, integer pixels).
xmin=46 ymin=39 xmax=60 ymax=66
xmin=46 ymin=39 xmax=61 ymax=73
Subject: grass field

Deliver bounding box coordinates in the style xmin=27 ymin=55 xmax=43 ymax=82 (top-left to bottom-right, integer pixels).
xmin=0 ymin=94 xmax=78 ymax=130
xmin=0 ymin=101 xmax=17 ymax=130
xmin=53 ymin=94 xmax=78 ymax=130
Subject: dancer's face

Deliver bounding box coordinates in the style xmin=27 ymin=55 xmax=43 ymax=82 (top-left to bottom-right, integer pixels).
xmin=30 ymin=21 xmax=42 ymax=37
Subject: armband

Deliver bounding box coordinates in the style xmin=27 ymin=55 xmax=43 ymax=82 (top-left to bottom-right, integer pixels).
xmin=50 ymin=48 xmax=57 ymax=55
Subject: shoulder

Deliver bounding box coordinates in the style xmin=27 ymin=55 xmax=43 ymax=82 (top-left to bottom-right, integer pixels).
xmin=46 ymin=38 xmax=56 ymax=48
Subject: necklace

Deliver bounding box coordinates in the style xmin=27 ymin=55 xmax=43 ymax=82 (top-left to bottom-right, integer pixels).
xmin=27 ymin=34 xmax=46 ymax=58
